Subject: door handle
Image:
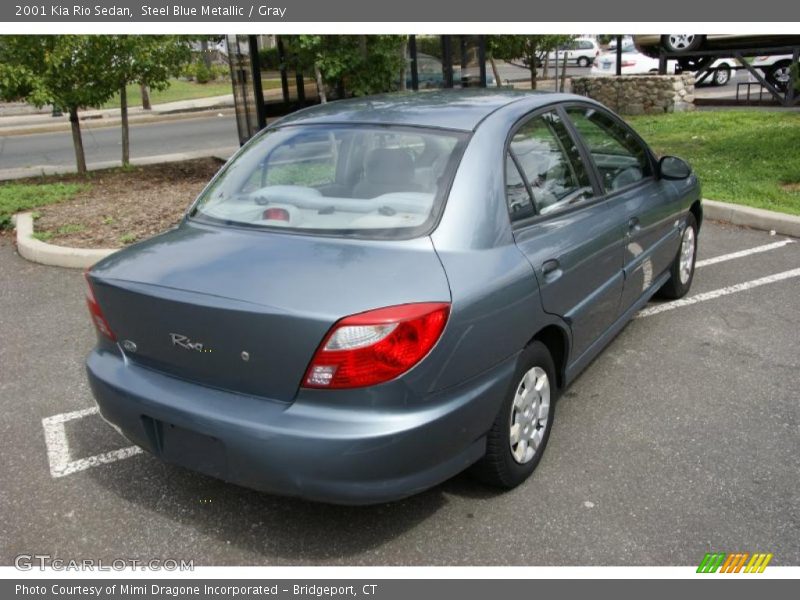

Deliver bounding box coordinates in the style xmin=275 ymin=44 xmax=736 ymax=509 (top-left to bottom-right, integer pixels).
xmin=627 ymin=217 xmax=641 ymax=233
xmin=541 ymin=259 xmax=562 ymax=282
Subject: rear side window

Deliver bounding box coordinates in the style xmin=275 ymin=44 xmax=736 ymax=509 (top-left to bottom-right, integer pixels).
xmin=191 ymin=125 xmax=468 ymax=239
xmin=505 ymin=110 xmax=593 ymax=218
xmin=566 ymin=106 xmax=653 ymax=192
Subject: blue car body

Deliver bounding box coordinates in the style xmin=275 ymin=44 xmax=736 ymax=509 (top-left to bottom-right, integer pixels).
xmin=86 ymin=90 xmax=701 ymax=504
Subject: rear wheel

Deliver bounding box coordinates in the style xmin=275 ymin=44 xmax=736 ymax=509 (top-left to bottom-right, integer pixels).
xmin=577 ymin=56 xmax=590 ymax=68
xmin=766 ymin=60 xmax=792 ymax=93
xmin=471 ymin=342 xmax=557 ymax=488
xmin=657 ymin=213 xmax=698 ymax=300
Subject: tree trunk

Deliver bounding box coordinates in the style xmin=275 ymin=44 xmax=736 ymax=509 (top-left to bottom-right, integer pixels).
xmin=68 ymin=107 xmax=87 ymax=175
xmin=399 ymin=42 xmax=408 ymax=91
xmin=120 ymin=84 xmax=130 ymax=166
xmin=200 ymin=40 xmax=212 ymax=68
xmin=529 ymin=60 xmax=538 ymax=90
xmin=560 ymin=50 xmax=568 ymax=92
xmin=489 ymin=56 xmax=502 ymax=87
xmin=542 ymin=53 xmax=550 ymax=80
xmin=140 ymin=84 xmax=151 ymax=110
xmin=314 ymin=64 xmax=327 ymax=104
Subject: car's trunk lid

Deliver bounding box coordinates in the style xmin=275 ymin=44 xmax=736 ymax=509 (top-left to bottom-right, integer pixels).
xmin=89 ymin=222 xmax=451 ymax=402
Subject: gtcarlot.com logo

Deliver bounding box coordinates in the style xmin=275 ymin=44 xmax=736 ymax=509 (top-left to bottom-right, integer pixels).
xmin=697 ymin=552 xmax=773 ymax=573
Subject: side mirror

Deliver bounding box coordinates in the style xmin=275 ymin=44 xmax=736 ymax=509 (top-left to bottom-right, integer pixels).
xmin=658 ymin=155 xmax=692 ymax=180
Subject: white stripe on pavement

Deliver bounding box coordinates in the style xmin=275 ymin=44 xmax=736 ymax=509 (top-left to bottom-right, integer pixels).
xmin=696 ymin=239 xmax=794 ymax=268
xmin=42 ymin=406 xmax=143 ymax=478
xmin=637 ymin=267 xmax=800 ymax=318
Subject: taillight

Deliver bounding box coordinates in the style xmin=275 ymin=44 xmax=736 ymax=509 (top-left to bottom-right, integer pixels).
xmin=621 ymin=60 xmax=636 ymax=67
xmin=303 ymin=302 xmax=450 ymax=389
xmin=262 ymin=207 xmax=290 ymax=221
xmin=84 ymin=271 xmax=116 ymax=341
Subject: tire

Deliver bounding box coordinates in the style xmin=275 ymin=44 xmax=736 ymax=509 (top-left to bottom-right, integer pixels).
xmin=471 ymin=341 xmax=557 ymax=489
xmin=577 ymin=56 xmax=590 ymax=68
xmin=766 ymin=60 xmax=792 ymax=93
xmin=657 ymin=213 xmax=698 ymax=300
xmin=661 ymin=34 xmax=704 ymax=54
xmin=712 ymin=64 xmax=731 ymax=86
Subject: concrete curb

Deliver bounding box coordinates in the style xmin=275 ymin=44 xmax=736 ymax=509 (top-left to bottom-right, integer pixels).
xmin=12 ymin=194 xmax=797 ymax=270
xmin=14 ymin=212 xmax=117 ymax=269
xmin=703 ymin=199 xmax=800 ymax=238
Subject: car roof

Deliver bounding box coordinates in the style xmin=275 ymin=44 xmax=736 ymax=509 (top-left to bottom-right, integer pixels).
xmin=271 ymin=89 xmax=582 ymax=132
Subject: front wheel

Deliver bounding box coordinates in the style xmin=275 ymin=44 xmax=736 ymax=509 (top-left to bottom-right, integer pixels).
xmin=471 ymin=342 xmax=557 ymax=489
xmin=657 ymin=213 xmax=698 ymax=300
xmin=577 ymin=56 xmax=590 ymax=68
xmin=713 ymin=64 xmax=731 ymax=86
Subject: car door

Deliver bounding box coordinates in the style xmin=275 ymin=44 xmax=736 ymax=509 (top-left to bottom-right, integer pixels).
xmin=506 ymin=108 xmax=627 ymax=361
xmin=563 ymin=104 xmax=684 ymax=312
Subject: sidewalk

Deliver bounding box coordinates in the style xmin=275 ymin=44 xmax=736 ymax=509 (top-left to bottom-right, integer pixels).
xmin=0 ymin=94 xmax=235 ymax=136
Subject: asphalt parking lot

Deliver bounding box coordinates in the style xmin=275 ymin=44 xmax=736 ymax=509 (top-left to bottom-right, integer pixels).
xmin=0 ymin=221 xmax=798 ymax=566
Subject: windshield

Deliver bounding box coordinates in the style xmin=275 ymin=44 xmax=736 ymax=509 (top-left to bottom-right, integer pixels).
xmin=190 ymin=124 xmax=468 ymax=239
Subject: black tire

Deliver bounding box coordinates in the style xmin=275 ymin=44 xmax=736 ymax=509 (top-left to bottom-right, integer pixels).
xmin=471 ymin=341 xmax=557 ymax=489
xmin=657 ymin=213 xmax=698 ymax=300
xmin=661 ymin=34 xmax=704 ymax=54
xmin=713 ymin=64 xmax=731 ymax=86
xmin=577 ymin=56 xmax=590 ymax=68
xmin=766 ymin=60 xmax=792 ymax=93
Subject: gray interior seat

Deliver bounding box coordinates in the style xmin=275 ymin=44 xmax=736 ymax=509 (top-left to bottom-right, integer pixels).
xmin=352 ymin=148 xmax=423 ymax=199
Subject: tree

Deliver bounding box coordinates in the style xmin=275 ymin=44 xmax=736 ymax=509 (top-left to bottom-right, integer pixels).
xmin=488 ymin=35 xmax=575 ymax=90
xmin=284 ymin=35 xmax=407 ymax=102
xmin=0 ymin=36 xmax=118 ymax=174
xmin=104 ymin=36 xmax=191 ymax=165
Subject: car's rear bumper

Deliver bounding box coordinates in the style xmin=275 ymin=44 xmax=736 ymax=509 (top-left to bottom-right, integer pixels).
xmin=86 ymin=348 xmax=517 ymax=505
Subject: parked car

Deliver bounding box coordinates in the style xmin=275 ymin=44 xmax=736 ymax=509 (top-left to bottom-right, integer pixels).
xmin=85 ymin=90 xmax=701 ymax=505
xmin=607 ymin=36 xmax=634 ymax=51
xmin=634 ymin=34 xmax=800 ymax=57
xmin=406 ymin=52 xmax=496 ymax=88
xmin=634 ymin=34 xmax=800 ymax=79
xmin=545 ymin=38 xmax=601 ymax=67
xmin=592 ymin=46 xmax=735 ymax=85
xmin=591 ymin=46 xmax=672 ymax=76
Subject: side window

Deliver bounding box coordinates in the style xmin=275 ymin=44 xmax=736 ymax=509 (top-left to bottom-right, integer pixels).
xmin=505 ymin=153 xmax=535 ymax=221
xmin=506 ymin=110 xmax=594 ymax=217
xmin=566 ymin=106 xmax=653 ymax=192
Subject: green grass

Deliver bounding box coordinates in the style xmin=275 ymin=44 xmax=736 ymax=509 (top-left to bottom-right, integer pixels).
xmin=0 ymin=182 xmax=86 ymax=229
xmin=626 ymin=110 xmax=800 ymax=216
xmin=102 ymin=79 xmax=232 ymax=109
xmin=101 ymin=78 xmax=282 ymax=109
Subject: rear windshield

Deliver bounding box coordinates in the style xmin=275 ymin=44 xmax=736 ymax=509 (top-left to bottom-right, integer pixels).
xmin=189 ymin=124 xmax=469 ymax=239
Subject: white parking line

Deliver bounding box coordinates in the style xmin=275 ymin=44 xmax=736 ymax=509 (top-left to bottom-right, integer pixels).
xmin=637 ymin=267 xmax=800 ymax=318
xmin=696 ymin=239 xmax=794 ymax=268
xmin=42 ymin=406 xmax=142 ymax=478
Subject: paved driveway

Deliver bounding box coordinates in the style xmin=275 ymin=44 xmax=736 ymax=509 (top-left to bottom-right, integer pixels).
xmin=0 ymin=221 xmax=798 ymax=566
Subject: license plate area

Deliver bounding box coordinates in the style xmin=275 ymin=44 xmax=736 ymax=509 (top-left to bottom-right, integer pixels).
xmin=142 ymin=416 xmax=227 ymax=478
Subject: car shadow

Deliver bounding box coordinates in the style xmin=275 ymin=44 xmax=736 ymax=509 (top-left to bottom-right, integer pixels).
xmin=86 ymin=452 xmax=504 ymax=563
